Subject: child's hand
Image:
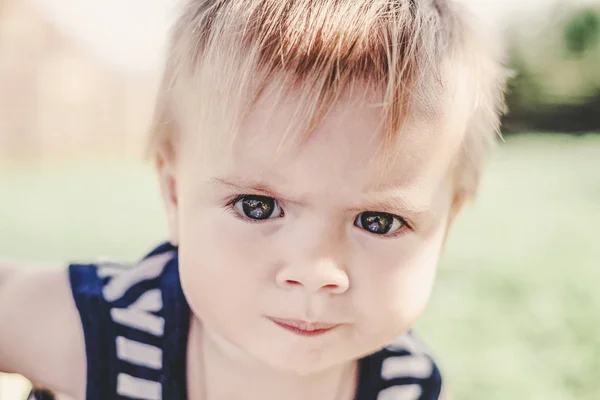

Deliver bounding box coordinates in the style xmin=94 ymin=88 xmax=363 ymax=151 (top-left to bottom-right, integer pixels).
xmin=0 ymin=264 xmax=86 ymax=399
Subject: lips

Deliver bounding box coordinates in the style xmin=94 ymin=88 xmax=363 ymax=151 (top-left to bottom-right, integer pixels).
xmin=268 ymin=317 xmax=339 ymax=336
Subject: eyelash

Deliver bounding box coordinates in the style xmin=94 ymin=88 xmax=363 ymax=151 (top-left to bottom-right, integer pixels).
xmin=359 ymin=215 xmax=413 ymax=238
xmin=224 ymin=194 xmax=414 ymax=235
xmin=224 ymin=195 xmax=282 ymax=224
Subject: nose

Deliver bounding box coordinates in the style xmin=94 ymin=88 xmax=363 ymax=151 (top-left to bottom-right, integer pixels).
xmin=275 ymin=257 xmax=350 ymax=294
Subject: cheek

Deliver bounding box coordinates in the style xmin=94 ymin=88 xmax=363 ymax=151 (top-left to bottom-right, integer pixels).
xmin=176 ymin=202 xmax=273 ymax=315
xmin=354 ymin=223 xmax=447 ymax=333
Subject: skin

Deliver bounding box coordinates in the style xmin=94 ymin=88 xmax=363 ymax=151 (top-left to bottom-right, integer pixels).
xmin=158 ymin=86 xmax=465 ymax=399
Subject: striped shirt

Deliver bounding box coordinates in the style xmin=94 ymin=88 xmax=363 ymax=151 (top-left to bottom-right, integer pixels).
xmin=29 ymin=243 xmax=442 ymax=400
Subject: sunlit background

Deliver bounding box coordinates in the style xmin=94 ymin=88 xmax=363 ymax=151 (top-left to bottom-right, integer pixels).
xmin=1 ymin=0 xmax=599 ymax=399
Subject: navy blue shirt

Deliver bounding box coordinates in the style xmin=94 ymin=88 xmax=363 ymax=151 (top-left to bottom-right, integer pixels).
xmin=31 ymin=243 xmax=442 ymax=400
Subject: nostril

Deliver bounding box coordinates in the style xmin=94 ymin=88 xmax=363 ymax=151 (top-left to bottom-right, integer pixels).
xmin=323 ymin=284 xmax=339 ymax=290
xmin=285 ymin=279 xmax=302 ymax=286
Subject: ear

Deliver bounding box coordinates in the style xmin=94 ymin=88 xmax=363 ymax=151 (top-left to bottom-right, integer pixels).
xmin=442 ymin=190 xmax=467 ymax=249
xmin=156 ymin=151 xmax=180 ymax=246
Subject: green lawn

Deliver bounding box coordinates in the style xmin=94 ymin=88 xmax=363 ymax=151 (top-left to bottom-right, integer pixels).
xmin=1 ymin=134 xmax=599 ymax=399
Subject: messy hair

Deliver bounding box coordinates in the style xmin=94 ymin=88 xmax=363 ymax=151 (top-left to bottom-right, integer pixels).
xmin=147 ymin=0 xmax=508 ymax=195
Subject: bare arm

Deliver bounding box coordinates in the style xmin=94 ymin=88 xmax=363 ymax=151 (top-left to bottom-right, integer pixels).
xmin=0 ymin=263 xmax=86 ymax=399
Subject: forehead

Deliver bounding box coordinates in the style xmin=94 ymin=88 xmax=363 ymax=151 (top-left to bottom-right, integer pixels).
xmin=183 ymin=87 xmax=461 ymax=200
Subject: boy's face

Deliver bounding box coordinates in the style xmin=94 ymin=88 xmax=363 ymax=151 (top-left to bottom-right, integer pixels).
xmin=160 ymin=88 xmax=464 ymax=374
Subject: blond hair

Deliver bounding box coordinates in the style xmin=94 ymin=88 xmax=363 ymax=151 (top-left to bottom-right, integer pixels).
xmin=148 ymin=0 xmax=508 ymax=195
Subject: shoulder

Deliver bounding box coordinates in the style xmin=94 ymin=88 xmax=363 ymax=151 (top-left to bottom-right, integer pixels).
xmin=357 ymin=332 xmax=443 ymax=400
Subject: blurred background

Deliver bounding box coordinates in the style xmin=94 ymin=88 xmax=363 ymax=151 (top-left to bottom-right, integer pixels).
xmin=0 ymin=0 xmax=599 ymax=399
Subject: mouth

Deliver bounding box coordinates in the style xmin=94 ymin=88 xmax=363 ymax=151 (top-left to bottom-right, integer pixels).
xmin=268 ymin=317 xmax=339 ymax=337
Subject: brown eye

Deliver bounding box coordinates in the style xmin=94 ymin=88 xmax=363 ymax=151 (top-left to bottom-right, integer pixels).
xmin=354 ymin=211 xmax=404 ymax=235
xmin=234 ymin=195 xmax=283 ymax=220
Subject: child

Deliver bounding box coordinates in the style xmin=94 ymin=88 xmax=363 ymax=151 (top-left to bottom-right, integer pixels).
xmin=0 ymin=0 xmax=507 ymax=399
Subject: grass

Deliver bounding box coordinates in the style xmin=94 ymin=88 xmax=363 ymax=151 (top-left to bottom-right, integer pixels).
xmin=1 ymin=134 xmax=599 ymax=399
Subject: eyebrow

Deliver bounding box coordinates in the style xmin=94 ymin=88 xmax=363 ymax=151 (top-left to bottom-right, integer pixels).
xmin=211 ymin=177 xmax=430 ymax=215
xmin=356 ymin=191 xmax=430 ymax=216
xmin=211 ymin=177 xmax=304 ymax=204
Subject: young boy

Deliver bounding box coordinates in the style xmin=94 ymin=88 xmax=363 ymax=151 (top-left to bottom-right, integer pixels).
xmin=0 ymin=0 xmax=507 ymax=399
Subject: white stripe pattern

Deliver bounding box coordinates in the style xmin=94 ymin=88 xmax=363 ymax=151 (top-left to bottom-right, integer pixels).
xmin=97 ymin=265 xmax=128 ymax=278
xmin=117 ymin=373 xmax=162 ymax=400
xmin=377 ymin=384 xmax=422 ymax=400
xmin=110 ymin=307 xmax=165 ymax=336
xmin=103 ymin=252 xmax=173 ymax=302
xmin=98 ymin=252 xmax=174 ymax=399
xmin=128 ymin=289 xmax=163 ymax=312
xmin=116 ymin=336 xmax=163 ymax=370
xmin=381 ymin=356 xmax=433 ymax=380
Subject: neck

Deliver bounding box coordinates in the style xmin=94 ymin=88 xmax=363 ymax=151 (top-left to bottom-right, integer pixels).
xmin=187 ymin=317 xmax=357 ymax=400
